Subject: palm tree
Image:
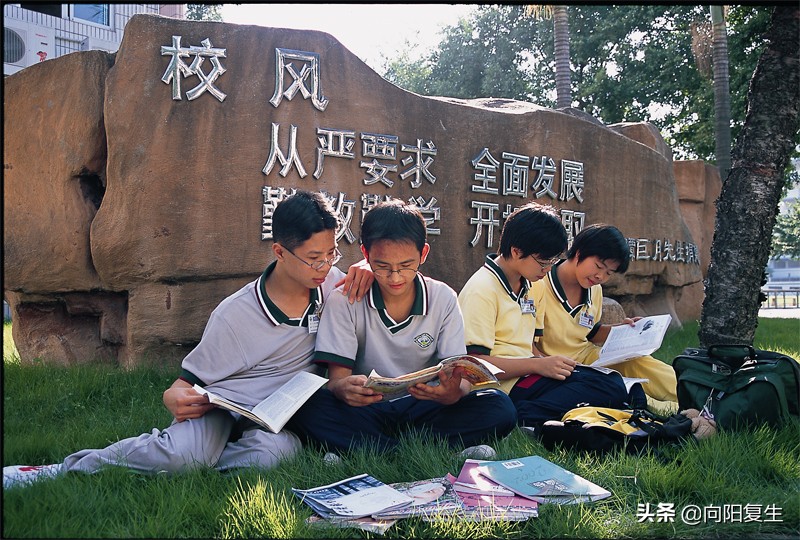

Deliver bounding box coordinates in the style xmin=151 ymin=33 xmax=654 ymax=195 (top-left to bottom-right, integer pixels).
xmin=525 ymin=5 xmax=572 ymax=108
xmin=710 ymin=6 xmax=732 ymax=181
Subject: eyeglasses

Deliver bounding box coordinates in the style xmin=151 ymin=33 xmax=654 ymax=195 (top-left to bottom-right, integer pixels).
xmin=373 ymin=267 xmax=419 ymax=279
xmin=531 ymin=255 xmax=561 ymax=269
xmin=285 ymin=247 xmax=342 ymax=270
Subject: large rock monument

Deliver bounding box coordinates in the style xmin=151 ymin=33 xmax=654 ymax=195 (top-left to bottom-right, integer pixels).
xmin=3 ymin=14 xmax=719 ymax=366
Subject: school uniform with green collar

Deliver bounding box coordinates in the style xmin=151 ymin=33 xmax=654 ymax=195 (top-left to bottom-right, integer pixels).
xmin=459 ymin=254 xmax=644 ymax=425
xmin=534 ymin=261 xmax=678 ymax=402
xmin=288 ymin=273 xmax=517 ymax=452
xmin=61 ymin=261 xmax=344 ymax=474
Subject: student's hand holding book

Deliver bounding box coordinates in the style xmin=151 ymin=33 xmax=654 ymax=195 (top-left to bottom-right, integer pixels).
xmin=328 ymin=369 xmax=385 ymax=407
xmin=163 ymin=380 xmax=214 ymax=422
xmin=407 ymin=366 xmax=467 ymax=405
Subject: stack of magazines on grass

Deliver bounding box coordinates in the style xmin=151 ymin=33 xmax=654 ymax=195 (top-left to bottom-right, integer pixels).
xmin=293 ymin=455 xmax=610 ymax=534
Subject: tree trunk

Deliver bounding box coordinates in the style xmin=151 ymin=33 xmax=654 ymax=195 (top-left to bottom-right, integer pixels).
xmin=699 ymin=6 xmax=800 ymax=347
xmin=553 ymin=6 xmax=571 ymax=109
xmin=711 ymin=6 xmax=732 ymax=181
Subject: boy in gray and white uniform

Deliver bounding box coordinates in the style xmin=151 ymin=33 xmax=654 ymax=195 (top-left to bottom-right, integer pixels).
xmin=3 ymin=191 xmax=373 ymax=488
xmin=288 ymin=199 xmax=517 ymax=454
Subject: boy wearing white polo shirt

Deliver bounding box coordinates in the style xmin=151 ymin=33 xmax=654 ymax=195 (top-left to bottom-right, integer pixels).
xmin=458 ymin=203 xmax=644 ymax=426
xmin=288 ymin=199 xmax=517 ymax=454
xmin=4 ymin=190 xmax=373 ymax=489
xmin=534 ymin=223 xmax=678 ymax=403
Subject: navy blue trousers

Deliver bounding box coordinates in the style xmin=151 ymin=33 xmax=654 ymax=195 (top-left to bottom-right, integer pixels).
xmin=288 ymin=387 xmax=517 ymax=453
xmin=509 ymin=366 xmax=647 ymax=426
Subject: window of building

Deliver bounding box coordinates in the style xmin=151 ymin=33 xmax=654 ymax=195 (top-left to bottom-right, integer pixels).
xmin=72 ymin=4 xmax=111 ymax=26
xmin=20 ymin=4 xmax=62 ymax=18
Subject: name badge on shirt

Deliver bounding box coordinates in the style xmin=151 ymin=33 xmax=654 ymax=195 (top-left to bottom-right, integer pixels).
xmin=307 ymin=313 xmax=320 ymax=334
xmin=579 ymin=310 xmax=595 ymax=328
xmin=520 ymin=299 xmax=536 ymax=316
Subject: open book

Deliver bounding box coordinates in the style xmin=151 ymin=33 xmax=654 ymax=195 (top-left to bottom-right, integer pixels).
xmin=193 ymin=370 xmax=326 ymax=433
xmin=363 ymin=355 xmax=502 ymax=401
xmin=592 ymin=314 xmax=672 ymax=368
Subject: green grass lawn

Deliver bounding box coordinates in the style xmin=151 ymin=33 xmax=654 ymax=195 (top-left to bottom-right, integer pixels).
xmin=3 ymin=320 xmax=799 ymax=538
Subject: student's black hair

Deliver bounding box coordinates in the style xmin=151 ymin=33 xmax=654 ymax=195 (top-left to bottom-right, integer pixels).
xmin=360 ymin=199 xmax=427 ymax=253
xmin=567 ymin=223 xmax=631 ymax=274
xmin=272 ymin=190 xmax=340 ymax=250
xmin=498 ymin=202 xmax=567 ymax=259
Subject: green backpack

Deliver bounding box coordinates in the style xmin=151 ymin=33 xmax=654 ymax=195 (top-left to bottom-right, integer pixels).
xmin=672 ymin=346 xmax=800 ymax=430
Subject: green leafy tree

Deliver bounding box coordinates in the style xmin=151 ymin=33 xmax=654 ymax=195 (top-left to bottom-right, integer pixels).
xmin=381 ymin=5 xmax=777 ymax=162
xmin=772 ymin=205 xmax=800 ymax=259
xmin=186 ymin=4 xmax=223 ymax=22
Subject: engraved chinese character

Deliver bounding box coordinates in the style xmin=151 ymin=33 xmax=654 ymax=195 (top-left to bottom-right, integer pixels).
xmin=636 ymin=238 xmax=650 ymax=260
xmin=161 ymin=36 xmax=227 ymax=102
xmin=408 ymin=196 xmax=441 ymax=236
xmin=560 ymin=210 xmax=585 ymax=245
xmin=261 ymin=186 xmax=295 ymax=239
xmin=531 ymin=156 xmax=557 ymax=198
xmin=321 ymin=191 xmax=357 ymax=244
xmin=470 ymin=148 xmax=500 ymax=195
xmin=270 ymin=48 xmax=328 ymax=111
xmin=560 ymin=159 xmax=584 ymax=203
xmin=360 ymin=133 xmax=399 ymax=187
xmin=400 ymin=139 xmax=437 ymax=188
xmin=502 ymin=152 xmax=530 ymax=197
xmin=651 ymin=239 xmax=663 ymax=261
xmin=262 ymin=123 xmax=307 ymax=177
xmin=314 ymin=128 xmax=356 ymax=179
xmin=469 ymin=201 xmax=500 ymax=248
xmin=662 ymin=239 xmax=675 ymax=261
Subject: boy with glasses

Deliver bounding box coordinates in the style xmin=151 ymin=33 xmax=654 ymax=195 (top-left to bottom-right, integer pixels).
xmin=4 ymin=190 xmax=373 ymax=488
xmin=533 ymin=223 xmax=678 ymax=404
xmin=458 ymin=203 xmax=645 ymax=426
xmin=288 ymin=199 xmax=517 ymax=457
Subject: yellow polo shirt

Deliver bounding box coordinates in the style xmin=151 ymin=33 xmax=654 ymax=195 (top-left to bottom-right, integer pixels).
xmin=458 ymin=254 xmax=544 ymax=393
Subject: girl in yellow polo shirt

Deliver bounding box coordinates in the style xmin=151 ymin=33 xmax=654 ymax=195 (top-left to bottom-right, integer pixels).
xmin=534 ymin=224 xmax=678 ymax=403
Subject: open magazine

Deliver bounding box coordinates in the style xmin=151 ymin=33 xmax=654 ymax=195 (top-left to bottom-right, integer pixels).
xmin=193 ymin=370 xmax=326 ymax=433
xmin=292 ymin=473 xmax=413 ymax=519
xmin=363 ymin=355 xmax=502 ymax=401
xmin=592 ymin=314 xmax=672 ymax=368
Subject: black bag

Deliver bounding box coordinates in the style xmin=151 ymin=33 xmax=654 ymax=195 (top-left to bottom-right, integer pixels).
xmin=672 ymin=345 xmax=800 ymax=430
xmin=534 ymin=407 xmax=692 ymax=455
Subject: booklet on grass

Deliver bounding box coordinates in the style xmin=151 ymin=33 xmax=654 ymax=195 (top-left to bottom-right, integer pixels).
xmin=476 ymin=455 xmax=611 ymax=505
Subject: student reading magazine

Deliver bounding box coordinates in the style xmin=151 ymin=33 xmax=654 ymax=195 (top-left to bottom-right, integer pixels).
xmin=288 ymin=199 xmax=517 ymax=458
xmin=458 ymin=203 xmax=646 ymax=426
xmin=4 ymin=191 xmax=374 ymax=489
xmin=533 ymin=223 xmax=678 ymax=403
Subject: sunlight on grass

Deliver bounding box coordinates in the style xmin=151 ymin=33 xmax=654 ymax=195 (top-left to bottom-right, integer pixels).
xmin=221 ymin=477 xmax=302 ymax=539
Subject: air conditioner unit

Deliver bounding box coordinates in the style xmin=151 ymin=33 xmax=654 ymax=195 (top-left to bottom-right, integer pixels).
xmin=4 ymin=22 xmax=55 ymax=75
xmin=80 ymin=36 xmax=119 ymax=54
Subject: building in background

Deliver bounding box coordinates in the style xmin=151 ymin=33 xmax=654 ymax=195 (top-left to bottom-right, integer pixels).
xmin=3 ymin=3 xmax=185 ymax=76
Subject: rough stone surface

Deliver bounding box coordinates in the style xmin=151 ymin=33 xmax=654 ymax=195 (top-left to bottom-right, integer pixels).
xmin=599 ymin=297 xmax=627 ymax=325
xmin=673 ymin=160 xmax=722 ymax=322
xmin=3 ymin=14 xmax=713 ymax=366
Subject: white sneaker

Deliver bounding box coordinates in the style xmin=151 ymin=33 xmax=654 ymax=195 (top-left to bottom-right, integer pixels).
xmin=323 ymin=452 xmax=342 ymax=466
xmin=3 ymin=464 xmax=64 ymax=489
xmin=459 ymin=444 xmax=497 ymax=460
